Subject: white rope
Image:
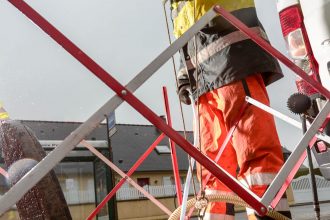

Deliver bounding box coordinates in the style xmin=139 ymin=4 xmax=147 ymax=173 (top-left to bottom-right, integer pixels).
xmin=161 ymin=0 xmax=199 ymax=206
xmin=180 ymin=94 xmax=199 ymax=220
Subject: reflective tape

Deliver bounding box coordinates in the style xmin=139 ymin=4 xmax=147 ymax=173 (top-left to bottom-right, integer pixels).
xmin=203 ymin=213 xmax=235 ymax=220
xmin=190 ymin=27 xmax=265 ymax=67
xmin=205 ymin=188 xmax=236 ymax=196
xmin=239 ymin=172 xmax=277 ymax=187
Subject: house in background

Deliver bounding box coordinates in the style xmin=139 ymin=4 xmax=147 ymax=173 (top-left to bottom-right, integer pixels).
xmin=0 ymin=120 xmax=195 ymax=220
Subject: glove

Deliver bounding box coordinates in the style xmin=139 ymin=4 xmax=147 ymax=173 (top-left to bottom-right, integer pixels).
xmin=178 ymin=84 xmax=191 ymax=105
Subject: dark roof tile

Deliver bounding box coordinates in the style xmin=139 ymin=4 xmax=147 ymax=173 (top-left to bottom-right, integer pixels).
xmin=20 ymin=120 xmax=194 ymax=172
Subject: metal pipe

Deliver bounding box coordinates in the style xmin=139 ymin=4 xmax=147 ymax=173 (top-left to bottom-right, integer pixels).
xmin=301 ymin=116 xmax=321 ymax=220
xmin=163 ymin=86 xmax=183 ymax=205
xmin=180 ymin=95 xmax=198 ymax=220
xmin=245 ymin=96 xmax=330 ymax=144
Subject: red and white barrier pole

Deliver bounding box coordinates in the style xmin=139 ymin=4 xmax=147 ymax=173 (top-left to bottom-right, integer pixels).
xmin=163 ymin=86 xmax=183 ymax=205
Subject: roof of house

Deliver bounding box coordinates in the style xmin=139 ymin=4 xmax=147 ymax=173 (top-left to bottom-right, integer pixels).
xmin=5 ymin=120 xmax=293 ymax=173
xmin=19 ymin=120 xmax=194 ymax=172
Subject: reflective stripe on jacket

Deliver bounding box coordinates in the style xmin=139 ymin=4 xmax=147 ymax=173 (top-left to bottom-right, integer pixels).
xmin=171 ymin=0 xmax=283 ymax=100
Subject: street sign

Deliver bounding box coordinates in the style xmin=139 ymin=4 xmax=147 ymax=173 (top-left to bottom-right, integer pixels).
xmin=107 ymin=112 xmax=117 ymax=138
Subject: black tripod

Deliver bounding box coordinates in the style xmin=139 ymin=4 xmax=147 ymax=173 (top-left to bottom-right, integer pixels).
xmin=288 ymin=93 xmax=321 ymax=220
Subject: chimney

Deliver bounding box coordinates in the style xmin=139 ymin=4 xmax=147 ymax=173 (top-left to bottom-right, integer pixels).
xmin=155 ymin=115 xmax=167 ymax=134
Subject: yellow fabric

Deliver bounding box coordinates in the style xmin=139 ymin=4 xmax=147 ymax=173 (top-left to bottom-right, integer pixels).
xmin=0 ymin=102 xmax=9 ymax=119
xmin=172 ymin=0 xmax=255 ymax=38
xmin=0 ymin=112 xmax=9 ymax=119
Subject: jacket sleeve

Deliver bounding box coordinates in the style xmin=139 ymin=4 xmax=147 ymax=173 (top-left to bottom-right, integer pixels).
xmin=176 ymin=58 xmax=190 ymax=92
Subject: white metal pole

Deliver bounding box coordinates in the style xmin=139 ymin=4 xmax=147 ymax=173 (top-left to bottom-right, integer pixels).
xmin=180 ymin=95 xmax=198 ymax=220
xmin=245 ymin=96 xmax=330 ymax=144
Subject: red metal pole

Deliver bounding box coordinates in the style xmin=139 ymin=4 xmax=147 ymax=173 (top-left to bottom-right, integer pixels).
xmin=271 ymin=151 xmax=307 ymax=208
xmin=270 ymin=114 xmax=328 ymax=207
xmin=270 ymin=134 xmax=318 ymax=208
xmin=8 ymin=1 xmax=267 ymax=215
xmin=162 ymin=86 xmax=183 ymax=205
xmin=212 ymin=5 xmax=330 ymax=100
xmin=87 ymin=133 xmax=166 ymax=220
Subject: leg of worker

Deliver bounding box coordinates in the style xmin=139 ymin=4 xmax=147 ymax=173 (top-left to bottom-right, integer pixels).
xmin=197 ymin=93 xmax=238 ymax=220
xmin=216 ymin=74 xmax=291 ymax=219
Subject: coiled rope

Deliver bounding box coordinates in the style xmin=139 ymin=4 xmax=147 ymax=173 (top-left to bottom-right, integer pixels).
xmin=168 ymin=194 xmax=291 ymax=220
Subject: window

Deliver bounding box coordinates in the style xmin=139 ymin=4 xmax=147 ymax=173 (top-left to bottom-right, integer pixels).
xmin=164 ymin=176 xmax=187 ymax=184
xmin=155 ymin=145 xmax=171 ymax=154
xmin=163 ymin=176 xmax=172 ymax=186
xmin=137 ymin=178 xmax=150 ymax=187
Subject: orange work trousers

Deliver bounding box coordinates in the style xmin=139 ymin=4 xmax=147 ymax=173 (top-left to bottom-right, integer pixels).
xmin=197 ymin=74 xmax=288 ymax=219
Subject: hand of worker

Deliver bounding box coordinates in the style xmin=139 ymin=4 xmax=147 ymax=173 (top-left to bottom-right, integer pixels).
xmin=178 ymin=84 xmax=191 ymax=105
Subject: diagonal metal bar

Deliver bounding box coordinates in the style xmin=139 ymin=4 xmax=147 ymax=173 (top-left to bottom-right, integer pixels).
xmin=163 ymin=86 xmax=183 ymax=205
xmin=245 ymin=96 xmax=325 ymax=208
xmin=270 ymin=150 xmax=307 ymax=208
xmin=0 ymin=0 xmax=220 ymax=215
xmin=86 ymin=133 xmax=166 ymax=219
xmin=246 ymin=96 xmax=330 ymax=144
xmin=261 ymin=101 xmax=330 ymax=206
xmin=82 ymin=138 xmax=173 ymax=217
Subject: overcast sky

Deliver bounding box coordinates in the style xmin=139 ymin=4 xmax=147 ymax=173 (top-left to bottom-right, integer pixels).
xmin=0 ymin=0 xmax=304 ymax=152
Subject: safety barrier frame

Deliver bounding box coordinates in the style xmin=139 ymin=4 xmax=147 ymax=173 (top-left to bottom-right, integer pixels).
xmin=1 ymin=1 xmax=330 ymax=217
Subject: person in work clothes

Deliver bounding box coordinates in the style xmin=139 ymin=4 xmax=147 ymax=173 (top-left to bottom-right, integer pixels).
xmin=170 ymin=0 xmax=292 ymax=219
